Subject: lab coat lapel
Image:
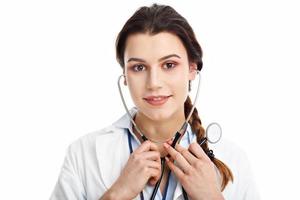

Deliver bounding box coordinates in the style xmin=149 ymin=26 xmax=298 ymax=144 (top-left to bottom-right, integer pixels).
xmin=173 ymin=181 xmax=183 ymax=200
xmin=96 ymin=128 xmax=130 ymax=189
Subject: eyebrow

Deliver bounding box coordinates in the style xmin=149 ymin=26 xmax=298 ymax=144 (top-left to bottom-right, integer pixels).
xmin=127 ymin=54 xmax=181 ymax=63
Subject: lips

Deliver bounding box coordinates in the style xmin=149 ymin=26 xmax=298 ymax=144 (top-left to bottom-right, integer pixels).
xmin=143 ymin=95 xmax=172 ymax=106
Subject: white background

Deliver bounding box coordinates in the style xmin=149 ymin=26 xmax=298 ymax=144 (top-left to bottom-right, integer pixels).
xmin=0 ymin=0 xmax=299 ymax=199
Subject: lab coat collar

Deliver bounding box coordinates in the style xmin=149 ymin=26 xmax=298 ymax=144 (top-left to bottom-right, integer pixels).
xmin=112 ymin=107 xmax=138 ymax=129
xmin=95 ymin=108 xmax=138 ymax=193
xmin=95 ymin=126 xmax=129 ymax=191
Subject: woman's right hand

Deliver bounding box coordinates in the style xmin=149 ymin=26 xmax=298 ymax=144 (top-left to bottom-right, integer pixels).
xmin=109 ymin=140 xmax=162 ymax=200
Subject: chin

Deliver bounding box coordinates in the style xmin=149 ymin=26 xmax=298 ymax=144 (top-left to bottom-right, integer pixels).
xmin=140 ymin=106 xmax=176 ymax=121
xmin=134 ymin=96 xmax=182 ymax=121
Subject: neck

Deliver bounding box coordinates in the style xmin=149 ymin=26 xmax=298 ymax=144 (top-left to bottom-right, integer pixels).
xmin=133 ymin=108 xmax=186 ymax=144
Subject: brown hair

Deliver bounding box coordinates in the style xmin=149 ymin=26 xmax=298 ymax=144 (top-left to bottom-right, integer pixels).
xmin=115 ymin=3 xmax=233 ymax=191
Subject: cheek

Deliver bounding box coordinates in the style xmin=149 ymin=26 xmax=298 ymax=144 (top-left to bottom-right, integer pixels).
xmin=170 ymin=70 xmax=189 ymax=94
xmin=174 ymin=77 xmax=190 ymax=104
xmin=127 ymin=76 xmax=144 ymax=103
xmin=166 ymin=78 xmax=188 ymax=108
xmin=176 ymin=81 xmax=189 ymax=100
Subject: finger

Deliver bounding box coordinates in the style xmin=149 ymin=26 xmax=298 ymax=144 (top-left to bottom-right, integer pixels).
xmin=135 ymin=140 xmax=159 ymax=154
xmin=142 ymin=151 xmax=161 ymax=162
xmin=144 ymin=160 xmax=161 ymax=170
xmin=145 ymin=167 xmax=161 ymax=181
xmin=148 ymin=171 xmax=161 ymax=186
xmin=163 ymin=143 xmax=191 ymax=173
xmin=166 ymin=138 xmax=173 ymax=145
xmin=175 ymin=143 xmax=198 ymax=165
xmin=188 ymin=142 xmax=210 ymax=161
xmin=165 ymin=156 xmax=185 ymax=180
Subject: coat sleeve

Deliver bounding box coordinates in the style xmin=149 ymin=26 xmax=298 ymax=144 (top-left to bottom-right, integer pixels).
xmin=50 ymin=143 xmax=86 ymax=200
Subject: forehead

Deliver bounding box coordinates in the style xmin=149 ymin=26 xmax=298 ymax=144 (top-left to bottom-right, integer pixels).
xmin=124 ymin=32 xmax=188 ymax=61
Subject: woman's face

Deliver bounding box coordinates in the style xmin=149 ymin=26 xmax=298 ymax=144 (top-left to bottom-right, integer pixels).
xmin=123 ymin=32 xmax=197 ymax=121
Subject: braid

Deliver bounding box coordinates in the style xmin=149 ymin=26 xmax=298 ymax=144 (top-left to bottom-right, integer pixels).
xmin=184 ymin=96 xmax=234 ymax=191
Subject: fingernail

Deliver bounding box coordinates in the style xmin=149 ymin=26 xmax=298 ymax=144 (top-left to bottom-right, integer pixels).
xmin=166 ymin=139 xmax=173 ymax=144
xmin=165 ymin=156 xmax=169 ymax=162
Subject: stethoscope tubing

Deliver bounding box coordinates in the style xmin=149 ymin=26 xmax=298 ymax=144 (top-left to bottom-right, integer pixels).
xmin=119 ymin=71 xmax=202 ymax=200
xmin=117 ymin=70 xmax=202 ymax=144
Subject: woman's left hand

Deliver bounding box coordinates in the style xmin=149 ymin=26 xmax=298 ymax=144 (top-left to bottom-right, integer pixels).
xmin=163 ymin=142 xmax=224 ymax=200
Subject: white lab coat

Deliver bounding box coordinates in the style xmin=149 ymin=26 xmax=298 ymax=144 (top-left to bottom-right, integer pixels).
xmin=50 ymin=108 xmax=260 ymax=200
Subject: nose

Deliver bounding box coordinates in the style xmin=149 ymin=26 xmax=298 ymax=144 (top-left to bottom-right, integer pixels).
xmin=146 ymin=67 xmax=162 ymax=90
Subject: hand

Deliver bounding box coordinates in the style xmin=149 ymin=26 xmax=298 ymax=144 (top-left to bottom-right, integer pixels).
xmin=110 ymin=140 xmax=161 ymax=200
xmin=163 ymin=142 xmax=224 ymax=200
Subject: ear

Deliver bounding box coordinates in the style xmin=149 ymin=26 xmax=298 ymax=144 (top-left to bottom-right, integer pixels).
xmin=123 ymin=75 xmax=127 ymax=86
xmin=188 ymin=63 xmax=198 ymax=81
xmin=122 ymin=68 xmax=128 ymax=86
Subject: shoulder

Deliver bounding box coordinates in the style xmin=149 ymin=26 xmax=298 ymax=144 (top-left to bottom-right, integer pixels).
xmin=67 ymin=125 xmax=123 ymax=155
xmin=211 ymin=138 xmax=252 ymax=179
xmin=67 ymin=109 xmax=133 ymax=153
xmin=211 ymin=138 xmax=260 ymax=199
xmin=211 ymin=138 xmax=249 ymax=166
xmin=66 ymin=125 xmax=123 ymax=162
xmin=61 ymin=124 xmax=127 ymax=180
xmin=64 ymin=109 xmax=132 ymax=161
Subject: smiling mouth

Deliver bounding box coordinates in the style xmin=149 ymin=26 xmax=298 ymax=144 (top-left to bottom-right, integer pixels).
xmin=143 ymin=95 xmax=172 ymax=106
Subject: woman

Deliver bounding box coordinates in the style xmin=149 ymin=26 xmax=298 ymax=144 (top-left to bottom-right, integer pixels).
xmin=50 ymin=3 xmax=259 ymax=200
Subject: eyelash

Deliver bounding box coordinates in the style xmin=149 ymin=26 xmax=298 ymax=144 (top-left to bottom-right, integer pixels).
xmin=163 ymin=62 xmax=177 ymax=70
xmin=131 ymin=62 xmax=177 ymax=72
xmin=132 ymin=64 xmax=146 ymax=72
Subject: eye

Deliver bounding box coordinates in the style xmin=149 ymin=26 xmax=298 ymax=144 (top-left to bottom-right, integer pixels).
xmin=132 ymin=64 xmax=146 ymax=72
xmin=163 ymin=62 xmax=176 ymax=70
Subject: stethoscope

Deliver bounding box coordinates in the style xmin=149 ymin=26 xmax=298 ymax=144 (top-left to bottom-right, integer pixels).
xmin=117 ymin=70 xmax=222 ymax=200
